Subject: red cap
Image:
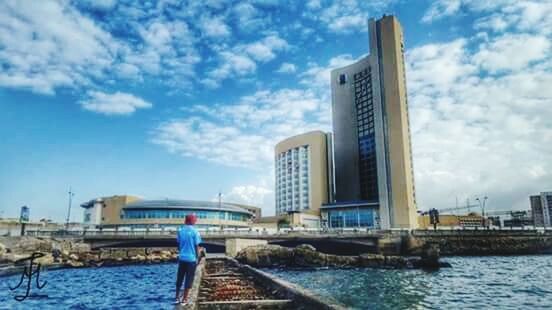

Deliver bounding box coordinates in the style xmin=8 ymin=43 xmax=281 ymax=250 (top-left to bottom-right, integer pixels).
xmin=185 ymin=214 xmax=197 ymax=225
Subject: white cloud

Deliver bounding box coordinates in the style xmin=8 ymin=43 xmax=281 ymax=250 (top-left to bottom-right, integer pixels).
xmin=421 ymin=0 xmax=463 ymax=23
xmin=422 ymin=0 xmax=552 ymax=35
xmin=242 ymin=35 xmax=288 ymax=62
xmin=306 ymin=0 xmax=321 ymax=10
xmin=300 ymin=54 xmax=357 ymax=90
xmin=276 ymin=62 xmax=297 ymax=73
xmin=0 ymin=0 xmax=117 ymax=94
xmin=406 ymin=39 xmax=476 ymax=91
xmin=79 ymin=91 xmax=152 ymax=115
xmin=406 ymin=30 xmax=552 ymax=211
xmin=0 ymin=1 xmax=202 ymax=97
xmin=307 ymin=0 xmax=396 ymax=33
xmin=205 ymin=51 xmax=257 ymax=86
xmin=223 ymin=185 xmax=273 ymax=210
xmin=473 ymin=33 xmax=550 ymax=73
xmin=153 ymin=88 xmax=329 ymax=168
xmin=200 ymin=16 xmax=231 ymax=38
xmin=203 ymin=34 xmax=288 ymax=87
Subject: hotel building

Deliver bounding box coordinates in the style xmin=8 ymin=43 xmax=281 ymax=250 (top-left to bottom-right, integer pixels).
xmin=325 ymin=15 xmax=417 ymax=229
xmin=274 ymin=131 xmax=333 ymax=227
xmin=530 ymin=192 xmax=552 ymax=227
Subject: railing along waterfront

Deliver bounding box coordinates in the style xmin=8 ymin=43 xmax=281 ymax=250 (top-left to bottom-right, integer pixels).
xmin=24 ymin=227 xmax=552 ymax=239
xmin=24 ymin=228 xmax=398 ymax=238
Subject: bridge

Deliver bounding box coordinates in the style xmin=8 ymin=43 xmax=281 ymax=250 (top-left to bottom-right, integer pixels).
xmin=26 ymin=229 xmax=404 ymax=255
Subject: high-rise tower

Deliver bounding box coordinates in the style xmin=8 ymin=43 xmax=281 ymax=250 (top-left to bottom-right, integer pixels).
xmin=329 ymin=15 xmax=417 ymax=229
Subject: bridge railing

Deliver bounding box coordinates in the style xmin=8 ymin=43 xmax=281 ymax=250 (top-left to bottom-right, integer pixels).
xmin=24 ymin=228 xmax=396 ymax=238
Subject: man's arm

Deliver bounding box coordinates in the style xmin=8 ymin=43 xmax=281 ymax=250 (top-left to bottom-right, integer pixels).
xmin=195 ymin=231 xmax=202 ymax=263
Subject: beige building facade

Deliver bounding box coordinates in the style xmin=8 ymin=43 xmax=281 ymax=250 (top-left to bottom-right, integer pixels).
xmin=274 ymin=131 xmax=332 ymax=225
xmin=81 ymin=196 xmax=255 ymax=229
xmin=329 ymin=15 xmax=417 ymax=229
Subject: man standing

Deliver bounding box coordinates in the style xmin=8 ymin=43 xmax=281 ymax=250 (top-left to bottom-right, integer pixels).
xmin=175 ymin=214 xmax=202 ymax=305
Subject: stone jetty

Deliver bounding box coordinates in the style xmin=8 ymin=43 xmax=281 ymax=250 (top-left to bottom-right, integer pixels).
xmin=0 ymin=237 xmax=178 ymax=276
xmin=190 ymin=257 xmax=346 ymax=309
xmin=235 ymin=243 xmax=449 ymax=269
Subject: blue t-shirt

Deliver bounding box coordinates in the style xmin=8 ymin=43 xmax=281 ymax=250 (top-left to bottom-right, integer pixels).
xmin=177 ymin=225 xmax=202 ymax=262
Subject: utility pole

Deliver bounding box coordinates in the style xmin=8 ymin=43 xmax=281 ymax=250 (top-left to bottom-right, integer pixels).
xmin=218 ymin=191 xmax=222 ymax=230
xmin=65 ymin=187 xmax=75 ymax=231
xmin=476 ymin=196 xmax=488 ymax=227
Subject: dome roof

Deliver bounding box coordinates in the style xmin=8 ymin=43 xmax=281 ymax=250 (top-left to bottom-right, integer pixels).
xmin=122 ymin=199 xmax=253 ymax=215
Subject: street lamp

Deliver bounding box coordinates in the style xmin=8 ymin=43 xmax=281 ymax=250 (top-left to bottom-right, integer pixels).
xmin=476 ymin=196 xmax=488 ymax=227
xmin=65 ymin=187 xmax=75 ymax=231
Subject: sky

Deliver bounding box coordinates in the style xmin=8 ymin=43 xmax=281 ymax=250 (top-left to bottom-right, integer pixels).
xmin=0 ymin=0 xmax=551 ymax=222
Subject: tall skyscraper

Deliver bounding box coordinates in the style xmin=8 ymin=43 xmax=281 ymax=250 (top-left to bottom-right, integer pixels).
xmin=329 ymin=15 xmax=417 ymax=229
xmin=530 ymin=192 xmax=552 ymax=227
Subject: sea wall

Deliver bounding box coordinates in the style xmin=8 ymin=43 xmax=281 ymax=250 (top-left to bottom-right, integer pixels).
xmin=407 ymin=230 xmax=552 ymax=256
xmin=235 ymin=244 xmax=445 ymax=269
xmin=225 ymin=238 xmax=267 ymax=257
xmin=0 ymin=237 xmax=178 ymax=276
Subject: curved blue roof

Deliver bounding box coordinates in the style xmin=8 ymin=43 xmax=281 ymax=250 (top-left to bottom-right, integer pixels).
xmin=123 ymin=199 xmax=253 ymax=215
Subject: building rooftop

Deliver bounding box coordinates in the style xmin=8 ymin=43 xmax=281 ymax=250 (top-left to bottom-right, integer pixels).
xmin=123 ymin=199 xmax=253 ymax=215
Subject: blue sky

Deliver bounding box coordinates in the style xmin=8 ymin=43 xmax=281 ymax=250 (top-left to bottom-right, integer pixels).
xmin=1 ymin=0 xmax=551 ymax=221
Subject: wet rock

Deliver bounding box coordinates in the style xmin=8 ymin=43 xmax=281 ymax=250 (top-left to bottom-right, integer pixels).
xmin=236 ymin=245 xmax=293 ymax=267
xmin=35 ymin=253 xmax=54 ymax=266
xmin=237 ymin=244 xmax=439 ymax=269
xmin=294 ymin=244 xmax=328 ymax=267
xmin=359 ymin=254 xmax=385 ymax=267
xmin=67 ymin=260 xmax=84 ymax=268
xmin=421 ymin=243 xmax=440 ymax=267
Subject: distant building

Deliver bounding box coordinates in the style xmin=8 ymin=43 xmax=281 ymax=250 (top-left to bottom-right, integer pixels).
xmin=417 ymin=213 xmax=485 ymax=229
xmin=81 ymin=196 xmax=255 ymax=229
xmin=274 ymin=131 xmax=333 ymax=228
xmin=226 ymin=203 xmax=261 ymax=222
xmin=327 ymin=15 xmax=417 ymax=229
xmin=81 ymin=195 xmax=140 ymax=227
xmin=503 ymin=210 xmax=534 ymax=227
xmin=530 ymin=192 xmax=552 ymax=226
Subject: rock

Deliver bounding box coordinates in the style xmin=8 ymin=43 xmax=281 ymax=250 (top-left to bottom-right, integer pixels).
xmin=3 ymin=253 xmax=29 ymax=263
xmin=135 ymin=254 xmax=146 ymax=262
xmin=35 ymin=253 xmax=54 ymax=266
xmin=294 ymin=244 xmax=328 ymax=267
xmin=11 ymin=237 xmax=52 ymax=253
xmin=420 ymin=243 xmax=440 ymax=268
xmin=69 ymin=253 xmax=79 ymax=261
xmin=71 ymin=242 xmax=91 ymax=253
xmin=0 ymin=242 xmax=6 ymax=257
xmin=359 ymin=254 xmax=385 ymax=267
xmin=236 ymin=245 xmax=293 ymax=267
xmin=67 ymin=260 xmax=84 ymax=268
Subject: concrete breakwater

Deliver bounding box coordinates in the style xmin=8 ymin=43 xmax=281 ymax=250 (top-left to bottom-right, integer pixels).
xmin=0 ymin=237 xmax=178 ymax=276
xmin=235 ymin=244 xmax=446 ymax=269
xmin=407 ymin=230 xmax=552 ymax=256
xmin=192 ymin=257 xmax=345 ymax=309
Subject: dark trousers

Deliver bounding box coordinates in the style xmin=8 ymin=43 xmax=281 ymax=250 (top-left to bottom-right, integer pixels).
xmin=176 ymin=261 xmax=197 ymax=290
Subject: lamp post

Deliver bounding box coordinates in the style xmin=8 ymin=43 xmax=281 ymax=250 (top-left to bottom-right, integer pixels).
xmin=65 ymin=187 xmax=75 ymax=231
xmin=476 ymin=196 xmax=488 ymax=227
xmin=218 ymin=191 xmax=222 ymax=230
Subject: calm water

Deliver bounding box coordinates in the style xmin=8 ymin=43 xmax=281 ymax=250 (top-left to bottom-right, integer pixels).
xmin=0 ymin=256 xmax=551 ymax=309
xmin=266 ymin=256 xmax=552 ymax=309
